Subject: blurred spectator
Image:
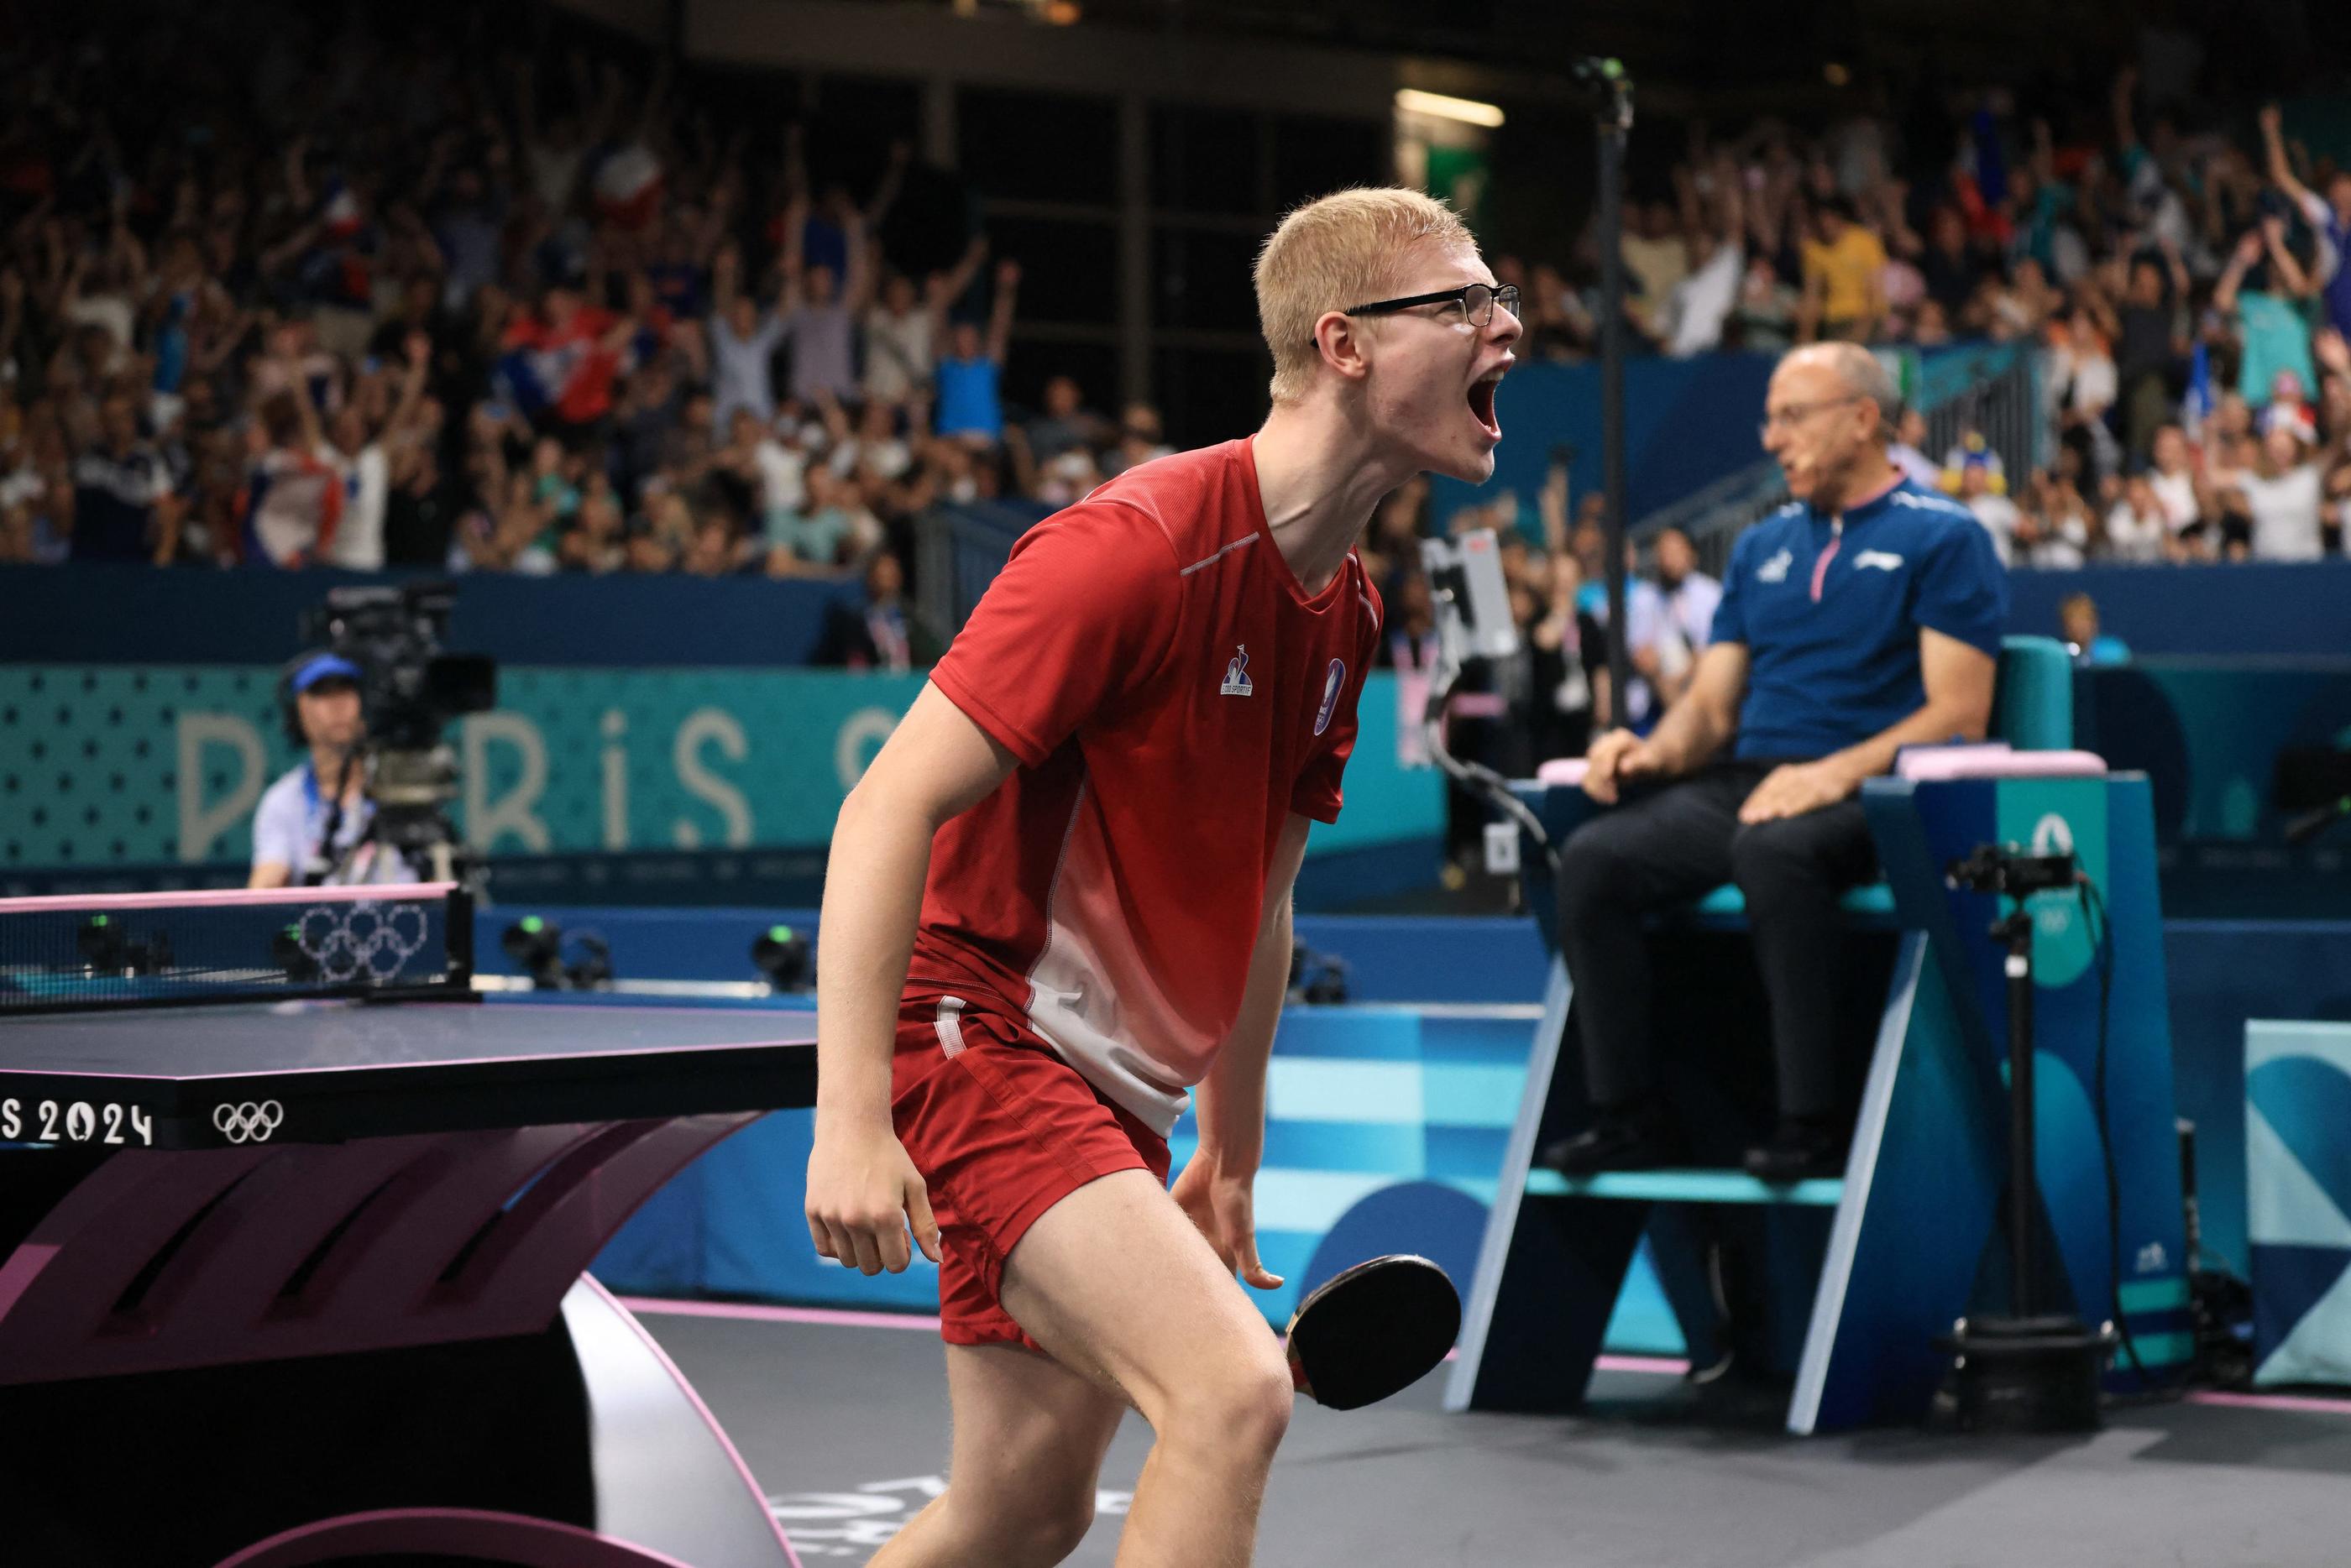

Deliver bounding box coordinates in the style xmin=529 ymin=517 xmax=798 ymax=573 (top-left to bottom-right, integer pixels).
xmin=1103 ymin=404 xmax=1175 ymax=477
xmin=1799 ymin=197 xmax=1887 ymax=343
xmin=2014 ymin=471 xmax=2092 ymax=570
xmin=2060 ymin=592 xmax=2131 ymax=666
xmin=1025 ymin=376 xmax=1107 ymax=465
xmin=2215 ymin=220 xmax=2317 ymax=410
xmin=2260 ymin=106 xmax=2351 ymax=342
xmin=1626 ymin=527 xmax=1720 ymax=718
xmin=813 ymin=551 xmax=940 ymax=671
xmin=2145 ymin=424 xmax=2207 ymax=557
xmin=708 ymin=245 xmax=787 ymax=432
xmin=1662 ymin=155 xmax=1745 ymax=358
xmin=1888 ymin=407 xmax=1939 ymax=489
xmin=2103 ymin=473 xmax=2171 ymax=564
xmin=241 ymin=384 xmax=344 ymax=567
xmin=501 ymin=280 xmax=634 ymax=442
xmin=763 ymin=462 xmax=877 ymax=577
xmin=864 ymin=236 xmax=985 ymax=406
xmin=1523 ymin=551 xmax=1603 ymax=761
xmin=317 ymin=335 xmax=432 ymax=571
xmin=71 ymin=391 xmax=181 ymax=563
xmin=2109 ymin=245 xmax=2191 ymax=463
xmin=778 ymin=196 xmax=872 ymax=405
xmin=1621 ymin=201 xmax=1690 ymax=341
xmin=934 ymin=261 xmax=1020 ymax=445
xmin=1953 ymin=442 xmax=2020 ymax=565
xmin=2219 ymin=410 xmax=2327 ymax=561
xmin=1732 ymin=255 xmax=1800 ymax=353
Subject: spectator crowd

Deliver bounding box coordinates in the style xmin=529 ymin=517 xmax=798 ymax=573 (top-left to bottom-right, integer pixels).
xmin=0 ymin=9 xmax=1179 ymax=669
xmin=3 ymin=9 xmax=2344 ymax=693
xmin=1495 ymin=67 xmax=2351 ymax=564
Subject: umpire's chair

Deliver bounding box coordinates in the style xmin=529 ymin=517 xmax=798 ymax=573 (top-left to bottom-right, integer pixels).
xmin=1446 ymin=635 xmax=2191 ymax=1431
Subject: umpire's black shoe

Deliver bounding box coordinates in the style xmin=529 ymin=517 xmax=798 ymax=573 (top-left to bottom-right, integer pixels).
xmin=1538 ymin=1107 xmax=1681 ymax=1175
xmin=1742 ymin=1118 xmax=1848 ymax=1183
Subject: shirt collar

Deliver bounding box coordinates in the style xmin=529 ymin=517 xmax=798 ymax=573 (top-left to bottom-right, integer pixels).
xmin=1807 ymin=469 xmax=1908 ymax=525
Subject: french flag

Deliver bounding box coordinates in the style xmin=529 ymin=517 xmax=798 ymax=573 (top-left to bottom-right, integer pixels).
xmin=594 ymin=144 xmax=663 ymax=232
xmin=2183 ymin=341 xmax=2213 ymax=443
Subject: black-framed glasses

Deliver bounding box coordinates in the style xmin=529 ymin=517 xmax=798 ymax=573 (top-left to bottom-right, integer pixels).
xmin=1343 ymin=282 xmax=1522 ymax=329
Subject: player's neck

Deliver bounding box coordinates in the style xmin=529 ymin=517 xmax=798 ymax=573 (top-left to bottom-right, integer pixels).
xmin=1251 ymin=401 xmax=1406 ymax=596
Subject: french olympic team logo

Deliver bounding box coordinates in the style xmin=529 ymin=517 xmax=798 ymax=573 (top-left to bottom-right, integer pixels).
xmin=1313 ymin=659 xmax=1347 ymax=736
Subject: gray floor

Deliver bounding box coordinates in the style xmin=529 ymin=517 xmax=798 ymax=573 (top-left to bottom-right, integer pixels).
xmin=645 ymin=1312 xmax=2351 ymax=1566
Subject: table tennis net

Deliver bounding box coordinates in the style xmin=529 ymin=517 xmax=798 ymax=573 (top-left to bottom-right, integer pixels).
xmin=0 ymin=884 xmax=469 ymax=1013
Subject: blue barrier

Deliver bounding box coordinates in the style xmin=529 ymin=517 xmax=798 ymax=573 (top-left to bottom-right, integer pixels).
xmin=2011 ymin=562 xmax=2351 ymax=659
xmin=1 ymin=562 xmax=860 ymax=668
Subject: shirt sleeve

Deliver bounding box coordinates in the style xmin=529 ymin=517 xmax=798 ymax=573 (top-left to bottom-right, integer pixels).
xmin=1710 ymin=531 xmax=1752 ymax=647
xmin=1624 ymin=583 xmax=1660 ymax=651
xmin=1910 ymin=514 xmax=2010 ymax=657
xmin=1290 ymin=574 xmax=1384 ymax=824
xmin=927 ymin=501 xmax=1181 ymax=767
xmin=251 ymin=776 xmax=306 ymax=871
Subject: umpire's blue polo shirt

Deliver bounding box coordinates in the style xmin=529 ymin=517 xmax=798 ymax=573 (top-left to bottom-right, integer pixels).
xmin=1711 ymin=477 xmax=2008 ymax=761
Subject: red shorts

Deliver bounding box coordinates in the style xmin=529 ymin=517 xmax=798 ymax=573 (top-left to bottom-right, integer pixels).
xmin=891 ymin=991 xmax=1170 ymax=1351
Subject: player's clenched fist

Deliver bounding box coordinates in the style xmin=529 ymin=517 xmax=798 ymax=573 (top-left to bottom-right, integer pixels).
xmin=805 ymin=1127 xmax=941 ymax=1276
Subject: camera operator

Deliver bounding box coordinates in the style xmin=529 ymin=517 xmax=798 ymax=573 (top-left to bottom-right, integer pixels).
xmin=249 ymin=652 xmax=421 ymax=887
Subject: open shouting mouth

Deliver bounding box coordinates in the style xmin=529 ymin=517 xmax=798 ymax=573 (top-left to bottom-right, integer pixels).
xmin=1468 ymin=365 xmax=1505 ymax=442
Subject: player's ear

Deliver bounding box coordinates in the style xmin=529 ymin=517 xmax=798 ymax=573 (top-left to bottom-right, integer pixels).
xmin=1313 ymin=310 xmax=1373 ymax=386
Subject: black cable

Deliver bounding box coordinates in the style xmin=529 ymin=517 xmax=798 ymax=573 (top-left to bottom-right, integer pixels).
xmin=1423 ymin=660 xmax=1561 ymax=872
xmin=306 ymin=748 xmax=356 ymax=887
xmin=2080 ymin=872 xmax=2180 ymax=1394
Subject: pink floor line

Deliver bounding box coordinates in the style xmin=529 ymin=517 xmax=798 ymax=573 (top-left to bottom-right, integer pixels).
xmin=2190 ymin=1388 xmax=2351 ymax=1417
xmin=617 ymin=1297 xmax=944 ymax=1332
xmin=618 ymin=1295 xmax=1695 ymax=1378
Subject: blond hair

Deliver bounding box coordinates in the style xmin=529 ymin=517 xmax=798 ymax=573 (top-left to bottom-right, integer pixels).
xmin=1255 ymin=187 xmax=1476 ymax=405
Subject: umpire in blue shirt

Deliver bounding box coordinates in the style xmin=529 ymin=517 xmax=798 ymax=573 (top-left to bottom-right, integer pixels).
xmin=1542 ymin=343 xmax=2008 ymax=1181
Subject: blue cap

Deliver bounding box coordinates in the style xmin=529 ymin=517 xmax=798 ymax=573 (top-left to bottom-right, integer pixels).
xmin=291 ymin=653 xmax=364 ymax=694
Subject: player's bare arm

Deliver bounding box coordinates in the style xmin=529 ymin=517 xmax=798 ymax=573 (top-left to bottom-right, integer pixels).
xmin=805 ymin=681 xmax=1018 ymax=1276
xmin=1172 ymin=810 xmax=1313 ymax=1290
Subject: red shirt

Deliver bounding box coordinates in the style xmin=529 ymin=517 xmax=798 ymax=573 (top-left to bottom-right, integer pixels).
xmin=912 ymin=439 xmax=1382 ymax=1134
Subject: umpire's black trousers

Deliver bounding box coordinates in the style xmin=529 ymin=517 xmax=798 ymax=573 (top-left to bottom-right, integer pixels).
xmin=1554 ymin=760 xmax=1878 ymax=1120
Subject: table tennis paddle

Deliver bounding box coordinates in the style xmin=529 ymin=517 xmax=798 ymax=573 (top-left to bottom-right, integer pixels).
xmin=1283 ymin=1254 xmax=1460 ymax=1410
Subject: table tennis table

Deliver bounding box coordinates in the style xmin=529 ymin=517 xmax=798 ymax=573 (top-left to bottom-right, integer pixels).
xmin=0 ymin=885 xmax=819 ymax=1568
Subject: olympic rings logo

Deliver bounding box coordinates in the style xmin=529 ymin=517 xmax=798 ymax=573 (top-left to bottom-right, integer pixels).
xmin=213 ymin=1100 xmax=285 ymax=1144
xmin=296 ymin=900 xmax=431 ymax=983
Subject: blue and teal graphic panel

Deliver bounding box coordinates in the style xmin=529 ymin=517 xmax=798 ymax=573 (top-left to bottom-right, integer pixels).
xmin=2249 ymin=1021 xmax=2351 ymax=1387
xmin=0 ymin=666 xmax=1439 ymax=875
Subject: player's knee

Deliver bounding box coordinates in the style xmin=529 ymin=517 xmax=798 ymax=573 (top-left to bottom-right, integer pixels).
xmin=1021 ymin=1493 xmax=1097 ymax=1565
xmin=945 ymin=1476 xmax=1097 ymax=1566
xmin=1159 ymin=1346 xmax=1292 ymax=1461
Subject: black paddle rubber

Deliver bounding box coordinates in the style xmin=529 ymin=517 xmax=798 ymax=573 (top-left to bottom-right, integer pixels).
xmin=1283 ymin=1254 xmax=1461 ymax=1411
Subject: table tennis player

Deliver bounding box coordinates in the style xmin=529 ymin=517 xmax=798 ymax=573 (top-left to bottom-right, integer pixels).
xmin=805 ymin=186 xmax=1518 ymax=1566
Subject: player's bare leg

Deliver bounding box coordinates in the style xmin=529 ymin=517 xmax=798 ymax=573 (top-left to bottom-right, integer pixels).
xmin=995 ymin=1168 xmax=1294 ymax=1567
xmin=869 ymin=1339 xmax=1126 ymax=1568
